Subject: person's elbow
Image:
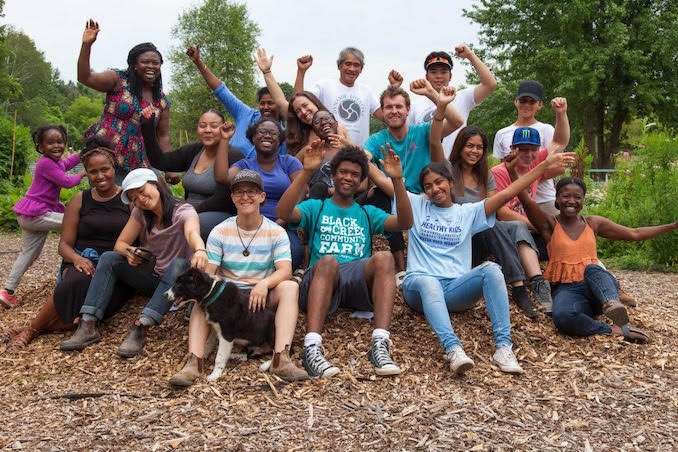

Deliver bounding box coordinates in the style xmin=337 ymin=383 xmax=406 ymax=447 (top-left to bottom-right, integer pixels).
xmin=397 ymin=215 xmax=414 ymax=230
xmin=214 ymin=171 xmax=230 ymax=186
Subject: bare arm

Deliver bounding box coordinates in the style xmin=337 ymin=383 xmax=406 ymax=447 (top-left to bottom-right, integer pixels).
xmin=114 ymin=215 xmax=145 ymax=267
xmin=255 ymin=48 xmax=291 ymax=119
xmin=410 ymin=79 xmax=462 ymax=136
xmin=591 ymin=216 xmax=678 ymax=241
xmin=186 ymin=45 xmax=222 ymax=91
xmin=156 ymin=108 xmax=171 ymax=152
xmin=380 ymin=145 xmax=413 ymax=231
xmin=294 ymin=54 xmax=313 ymax=94
xmin=184 ymin=216 xmax=207 ymax=270
xmin=250 ymin=259 xmax=292 ymax=313
xmin=58 ymin=192 xmax=96 ymax=276
xmin=213 ymin=123 xmax=240 ymax=185
xmin=429 ymin=86 xmax=456 ymax=163
xmin=276 ymin=140 xmax=325 ymax=223
xmin=454 ymin=43 xmax=497 ymax=104
xmin=548 ymin=97 xmax=570 ymax=153
xmin=77 ymin=19 xmax=117 ymax=92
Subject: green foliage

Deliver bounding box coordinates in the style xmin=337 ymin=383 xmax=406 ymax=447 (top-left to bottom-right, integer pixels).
xmin=278 ymin=82 xmax=293 ymax=101
xmin=369 ymin=116 xmax=385 ymax=135
xmin=0 ymin=114 xmax=32 ymax=179
xmin=169 ymin=0 xmax=260 ymax=144
xmin=592 ymin=129 xmax=678 ymax=270
xmin=464 ymin=0 xmax=678 ymax=168
xmin=64 ymin=96 xmax=102 ymax=148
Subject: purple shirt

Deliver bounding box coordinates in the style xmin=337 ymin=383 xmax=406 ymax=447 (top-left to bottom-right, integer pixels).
xmin=13 ymin=154 xmax=83 ymax=218
xmin=234 ymin=155 xmax=302 ymax=220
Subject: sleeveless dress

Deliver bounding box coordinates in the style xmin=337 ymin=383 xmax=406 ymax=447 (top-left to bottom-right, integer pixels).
xmin=53 ymin=190 xmax=135 ymax=323
xmin=84 ymin=70 xmax=170 ymax=172
xmin=544 ymin=218 xmax=599 ymax=284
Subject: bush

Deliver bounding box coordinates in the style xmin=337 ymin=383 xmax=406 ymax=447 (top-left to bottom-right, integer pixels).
xmin=0 ymin=114 xmax=33 ymax=180
xmin=592 ymin=128 xmax=678 ymax=270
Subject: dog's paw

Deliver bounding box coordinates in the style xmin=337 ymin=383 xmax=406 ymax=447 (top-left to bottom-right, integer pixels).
xmin=206 ymin=371 xmax=222 ymax=382
xmin=259 ymin=359 xmax=272 ymax=372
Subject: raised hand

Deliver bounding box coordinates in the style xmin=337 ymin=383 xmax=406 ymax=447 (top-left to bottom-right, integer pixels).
xmin=379 ymin=143 xmax=403 ymax=179
xmin=220 ymin=122 xmax=235 ymax=140
xmin=186 ymin=45 xmax=201 ymax=63
xmin=438 ymin=86 xmax=457 ymax=106
xmin=388 ymin=70 xmax=403 ymax=87
xmin=327 ymin=133 xmax=349 ymax=149
xmin=551 ymin=97 xmax=568 ymax=114
xmin=140 ymin=105 xmax=157 ymax=120
xmin=255 ymin=48 xmax=274 ymax=73
xmin=410 ymin=79 xmax=435 ymax=96
xmin=302 ymin=139 xmax=325 ymax=172
xmin=297 ymin=55 xmax=313 ymax=72
xmin=454 ymin=43 xmax=473 ymax=59
xmin=82 ymin=19 xmax=100 ymax=45
xmin=544 ymin=151 xmax=576 ymax=172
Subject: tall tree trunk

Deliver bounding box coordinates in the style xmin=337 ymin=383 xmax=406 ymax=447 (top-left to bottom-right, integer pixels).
xmin=595 ymin=101 xmax=606 ymax=168
xmin=606 ymin=106 xmax=627 ymax=169
xmin=584 ymin=103 xmax=597 ymax=162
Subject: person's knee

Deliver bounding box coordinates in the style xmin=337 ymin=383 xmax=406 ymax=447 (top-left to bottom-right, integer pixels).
xmin=276 ymin=280 xmax=299 ymax=299
xmin=312 ymin=256 xmax=339 ymax=279
xmin=98 ymin=250 xmax=122 ymax=267
xmin=552 ymin=308 xmax=579 ymax=335
xmin=480 ymin=261 xmax=504 ymax=281
xmin=583 ymin=263 xmax=605 ymax=278
xmin=371 ymin=251 xmax=395 ymax=273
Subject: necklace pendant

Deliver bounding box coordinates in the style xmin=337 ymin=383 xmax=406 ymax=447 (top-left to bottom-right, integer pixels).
xmin=242 ymin=250 xmax=250 ymax=257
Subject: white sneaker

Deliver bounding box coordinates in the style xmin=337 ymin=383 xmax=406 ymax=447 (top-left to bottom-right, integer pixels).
xmin=447 ymin=347 xmax=474 ymax=376
xmin=492 ymin=346 xmax=524 ymax=374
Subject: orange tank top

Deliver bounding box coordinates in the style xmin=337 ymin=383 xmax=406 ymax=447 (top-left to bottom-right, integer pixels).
xmin=544 ymin=218 xmax=599 ymax=284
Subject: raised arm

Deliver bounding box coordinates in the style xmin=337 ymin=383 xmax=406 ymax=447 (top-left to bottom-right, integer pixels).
xmin=77 ymin=19 xmax=117 ymax=92
xmin=255 ymin=48 xmax=291 ymax=119
xmin=186 ymin=45 xmax=222 ymax=91
xmin=549 ymin=97 xmax=570 ymax=153
xmin=484 ymin=151 xmax=576 ymax=217
xmin=381 ymin=145 xmax=413 ymax=231
xmin=276 ymin=140 xmax=325 ymax=223
xmin=140 ymin=111 xmax=198 ymax=172
xmin=429 ymin=86 xmax=456 ymax=163
xmin=213 ymin=122 xmax=240 ymax=185
xmin=591 ymin=217 xmax=678 ymax=241
xmin=293 ymin=54 xmax=313 ymax=93
xmin=410 ymin=79 xmax=463 ymax=136
xmin=454 ymin=43 xmax=497 ymax=104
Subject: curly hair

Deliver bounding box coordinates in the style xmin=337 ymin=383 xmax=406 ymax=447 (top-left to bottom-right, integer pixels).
xmin=125 ymin=42 xmax=163 ymax=102
xmin=329 ymin=145 xmax=369 ymax=181
xmin=245 ymin=118 xmax=285 ymax=144
xmin=80 ymin=136 xmax=116 ymax=169
xmin=31 ymin=125 xmax=67 ymax=153
xmin=285 ymin=91 xmax=328 ymax=156
xmin=554 ymin=177 xmax=587 ymax=210
xmin=448 ymin=126 xmax=490 ymax=199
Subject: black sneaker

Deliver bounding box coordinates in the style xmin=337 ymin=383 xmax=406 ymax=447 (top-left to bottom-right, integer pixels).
xmin=302 ymin=343 xmax=340 ymax=378
xmin=367 ymin=337 xmax=401 ymax=376
xmin=512 ymin=285 xmax=539 ymax=319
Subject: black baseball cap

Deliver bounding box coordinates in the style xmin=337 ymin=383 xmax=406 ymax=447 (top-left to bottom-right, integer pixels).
xmin=516 ymin=80 xmax=544 ymax=101
xmin=424 ymin=51 xmax=453 ymax=71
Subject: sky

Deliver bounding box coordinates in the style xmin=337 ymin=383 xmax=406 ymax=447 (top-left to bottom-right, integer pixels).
xmin=2 ymin=0 xmax=481 ymax=96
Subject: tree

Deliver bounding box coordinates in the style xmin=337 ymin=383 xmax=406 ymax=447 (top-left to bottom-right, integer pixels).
xmin=169 ymin=0 xmax=260 ymax=143
xmin=64 ymin=95 xmax=102 ymax=147
xmin=464 ymin=0 xmax=678 ymax=168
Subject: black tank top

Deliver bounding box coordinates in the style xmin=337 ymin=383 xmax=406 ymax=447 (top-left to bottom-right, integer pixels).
xmin=74 ymin=190 xmax=130 ymax=254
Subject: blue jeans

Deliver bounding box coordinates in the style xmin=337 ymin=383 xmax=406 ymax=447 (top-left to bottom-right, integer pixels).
xmin=402 ymin=262 xmax=512 ymax=352
xmin=552 ymin=264 xmax=616 ymax=337
xmin=287 ymin=228 xmax=303 ymax=270
xmin=79 ymin=251 xmax=189 ymax=324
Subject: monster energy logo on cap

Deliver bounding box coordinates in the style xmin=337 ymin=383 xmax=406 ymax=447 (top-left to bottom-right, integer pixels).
xmin=511 ymin=127 xmax=541 ymax=146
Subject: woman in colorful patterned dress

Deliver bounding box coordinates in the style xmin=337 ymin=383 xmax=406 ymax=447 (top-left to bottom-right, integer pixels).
xmin=78 ymin=19 xmax=175 ymax=184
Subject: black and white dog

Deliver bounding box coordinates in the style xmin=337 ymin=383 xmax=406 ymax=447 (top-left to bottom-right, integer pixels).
xmin=165 ymin=267 xmax=275 ymax=382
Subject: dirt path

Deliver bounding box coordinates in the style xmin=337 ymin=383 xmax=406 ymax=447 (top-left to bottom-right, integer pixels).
xmin=0 ymin=233 xmax=676 ymax=451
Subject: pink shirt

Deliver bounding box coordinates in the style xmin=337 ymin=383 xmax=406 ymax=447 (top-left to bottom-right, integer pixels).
xmin=491 ymin=149 xmax=549 ymax=216
xmin=13 ymin=154 xmax=83 ymax=218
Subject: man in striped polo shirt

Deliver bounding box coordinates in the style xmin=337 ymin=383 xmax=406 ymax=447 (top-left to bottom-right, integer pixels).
xmin=170 ymin=170 xmax=306 ymax=386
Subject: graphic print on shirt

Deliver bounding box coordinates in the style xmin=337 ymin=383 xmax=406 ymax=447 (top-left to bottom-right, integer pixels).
xmin=334 ymin=95 xmax=364 ymax=123
xmin=421 ymin=108 xmax=435 ymax=123
xmin=419 ymin=214 xmax=464 ymax=249
xmin=317 ymin=214 xmax=368 ymax=258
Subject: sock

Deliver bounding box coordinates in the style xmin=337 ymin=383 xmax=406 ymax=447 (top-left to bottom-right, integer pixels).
xmin=5 ymin=289 xmax=14 ymax=295
xmin=304 ymin=332 xmax=322 ymax=348
xmin=139 ymin=315 xmax=156 ymax=326
xmin=372 ymin=328 xmax=390 ymax=341
xmin=81 ymin=313 xmax=97 ymax=322
xmin=512 ymin=284 xmax=529 ymax=300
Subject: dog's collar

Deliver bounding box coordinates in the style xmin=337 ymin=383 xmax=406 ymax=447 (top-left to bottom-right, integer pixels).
xmin=204 ymin=280 xmax=226 ymax=307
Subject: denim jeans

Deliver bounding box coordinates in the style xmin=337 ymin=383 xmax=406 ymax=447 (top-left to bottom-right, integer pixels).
xmin=472 ymin=222 xmax=526 ymax=284
xmin=402 ymin=262 xmax=512 ymax=352
xmin=79 ymin=251 xmax=189 ymax=324
xmin=552 ymin=264 xmax=616 ymax=337
xmin=287 ymin=228 xmax=303 ymax=270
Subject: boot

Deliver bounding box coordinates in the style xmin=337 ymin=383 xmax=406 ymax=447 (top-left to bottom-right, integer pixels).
xmin=169 ymin=353 xmax=204 ymax=387
xmin=270 ymin=345 xmax=308 ymax=381
xmin=117 ymin=321 xmax=148 ymax=358
xmin=618 ymin=288 xmax=637 ymax=307
xmin=60 ymin=319 xmax=100 ymax=351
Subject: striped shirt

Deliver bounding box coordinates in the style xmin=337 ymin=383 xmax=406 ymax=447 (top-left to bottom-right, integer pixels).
xmin=206 ymin=216 xmax=291 ymax=287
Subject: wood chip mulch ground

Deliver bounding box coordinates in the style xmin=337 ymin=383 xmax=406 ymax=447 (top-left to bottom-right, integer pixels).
xmin=0 ymin=232 xmax=676 ymax=451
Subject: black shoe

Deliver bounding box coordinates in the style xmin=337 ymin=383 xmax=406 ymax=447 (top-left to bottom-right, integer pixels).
xmin=512 ymin=285 xmax=539 ymax=319
xmin=117 ymin=322 xmax=147 ymax=358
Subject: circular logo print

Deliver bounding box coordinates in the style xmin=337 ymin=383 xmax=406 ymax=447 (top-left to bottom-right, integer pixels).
xmin=338 ymin=99 xmax=361 ymax=122
xmin=423 ymin=110 xmax=435 ymax=123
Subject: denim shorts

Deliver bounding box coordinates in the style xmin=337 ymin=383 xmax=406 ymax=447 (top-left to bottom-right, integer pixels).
xmin=298 ymin=258 xmax=372 ymax=314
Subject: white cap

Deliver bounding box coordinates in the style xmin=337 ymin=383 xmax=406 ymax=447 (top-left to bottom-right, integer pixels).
xmin=121 ymin=168 xmax=158 ymax=204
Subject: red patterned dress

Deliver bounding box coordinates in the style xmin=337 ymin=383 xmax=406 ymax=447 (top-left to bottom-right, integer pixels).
xmin=84 ymin=70 xmax=170 ymax=171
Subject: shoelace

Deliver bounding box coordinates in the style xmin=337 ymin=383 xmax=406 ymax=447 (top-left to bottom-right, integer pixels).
xmin=496 ymin=347 xmax=515 ymax=363
xmin=306 ymin=345 xmax=332 ymax=372
xmin=372 ymin=338 xmax=394 ymax=365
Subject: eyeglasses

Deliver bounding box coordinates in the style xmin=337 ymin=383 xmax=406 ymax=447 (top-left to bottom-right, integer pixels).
xmin=255 ymin=129 xmax=279 ymax=137
xmin=464 ymin=143 xmax=485 ymax=151
xmin=232 ymin=189 xmax=261 ymax=198
xmin=312 ymin=114 xmax=335 ymax=125
xmin=517 ymin=97 xmax=538 ymax=105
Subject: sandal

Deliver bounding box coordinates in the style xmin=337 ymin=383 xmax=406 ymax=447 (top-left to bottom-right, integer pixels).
xmin=602 ymin=301 xmax=629 ymax=326
xmin=395 ymin=271 xmax=406 ymax=288
xmin=3 ymin=326 xmax=24 ymax=342
xmin=5 ymin=326 xmax=37 ymax=352
xmin=615 ymin=324 xmax=650 ymax=344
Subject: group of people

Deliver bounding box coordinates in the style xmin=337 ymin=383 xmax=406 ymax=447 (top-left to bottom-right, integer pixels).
xmin=2 ymin=19 xmax=677 ymax=385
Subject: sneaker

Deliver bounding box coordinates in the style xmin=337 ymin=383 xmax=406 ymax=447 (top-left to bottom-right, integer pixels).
xmin=0 ymin=290 xmax=18 ymax=309
xmin=492 ymin=346 xmax=524 ymax=374
xmin=60 ymin=319 xmax=100 ymax=351
xmin=117 ymin=322 xmax=148 ymax=358
xmin=529 ymin=276 xmax=553 ymax=314
xmin=367 ymin=337 xmax=401 ymax=376
xmin=302 ymin=343 xmax=340 ymax=378
xmin=447 ymin=347 xmax=474 ymax=376
xmin=512 ymin=285 xmax=539 ymax=319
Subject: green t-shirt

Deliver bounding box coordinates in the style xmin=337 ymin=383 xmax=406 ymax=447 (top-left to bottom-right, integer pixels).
xmin=365 ymin=122 xmax=431 ymax=193
xmin=296 ymin=198 xmax=389 ymax=267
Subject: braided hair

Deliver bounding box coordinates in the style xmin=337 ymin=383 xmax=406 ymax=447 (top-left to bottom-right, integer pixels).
xmin=31 ymin=125 xmax=67 ymax=153
xmin=126 ymin=42 xmax=163 ymax=102
xmin=80 ymin=136 xmax=116 ymax=169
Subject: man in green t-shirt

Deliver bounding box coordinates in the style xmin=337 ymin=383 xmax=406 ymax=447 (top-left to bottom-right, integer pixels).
xmin=276 ymin=142 xmax=413 ymax=378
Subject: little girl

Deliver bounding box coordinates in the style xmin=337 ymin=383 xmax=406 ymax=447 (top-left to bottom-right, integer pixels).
xmin=0 ymin=125 xmax=84 ymax=308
